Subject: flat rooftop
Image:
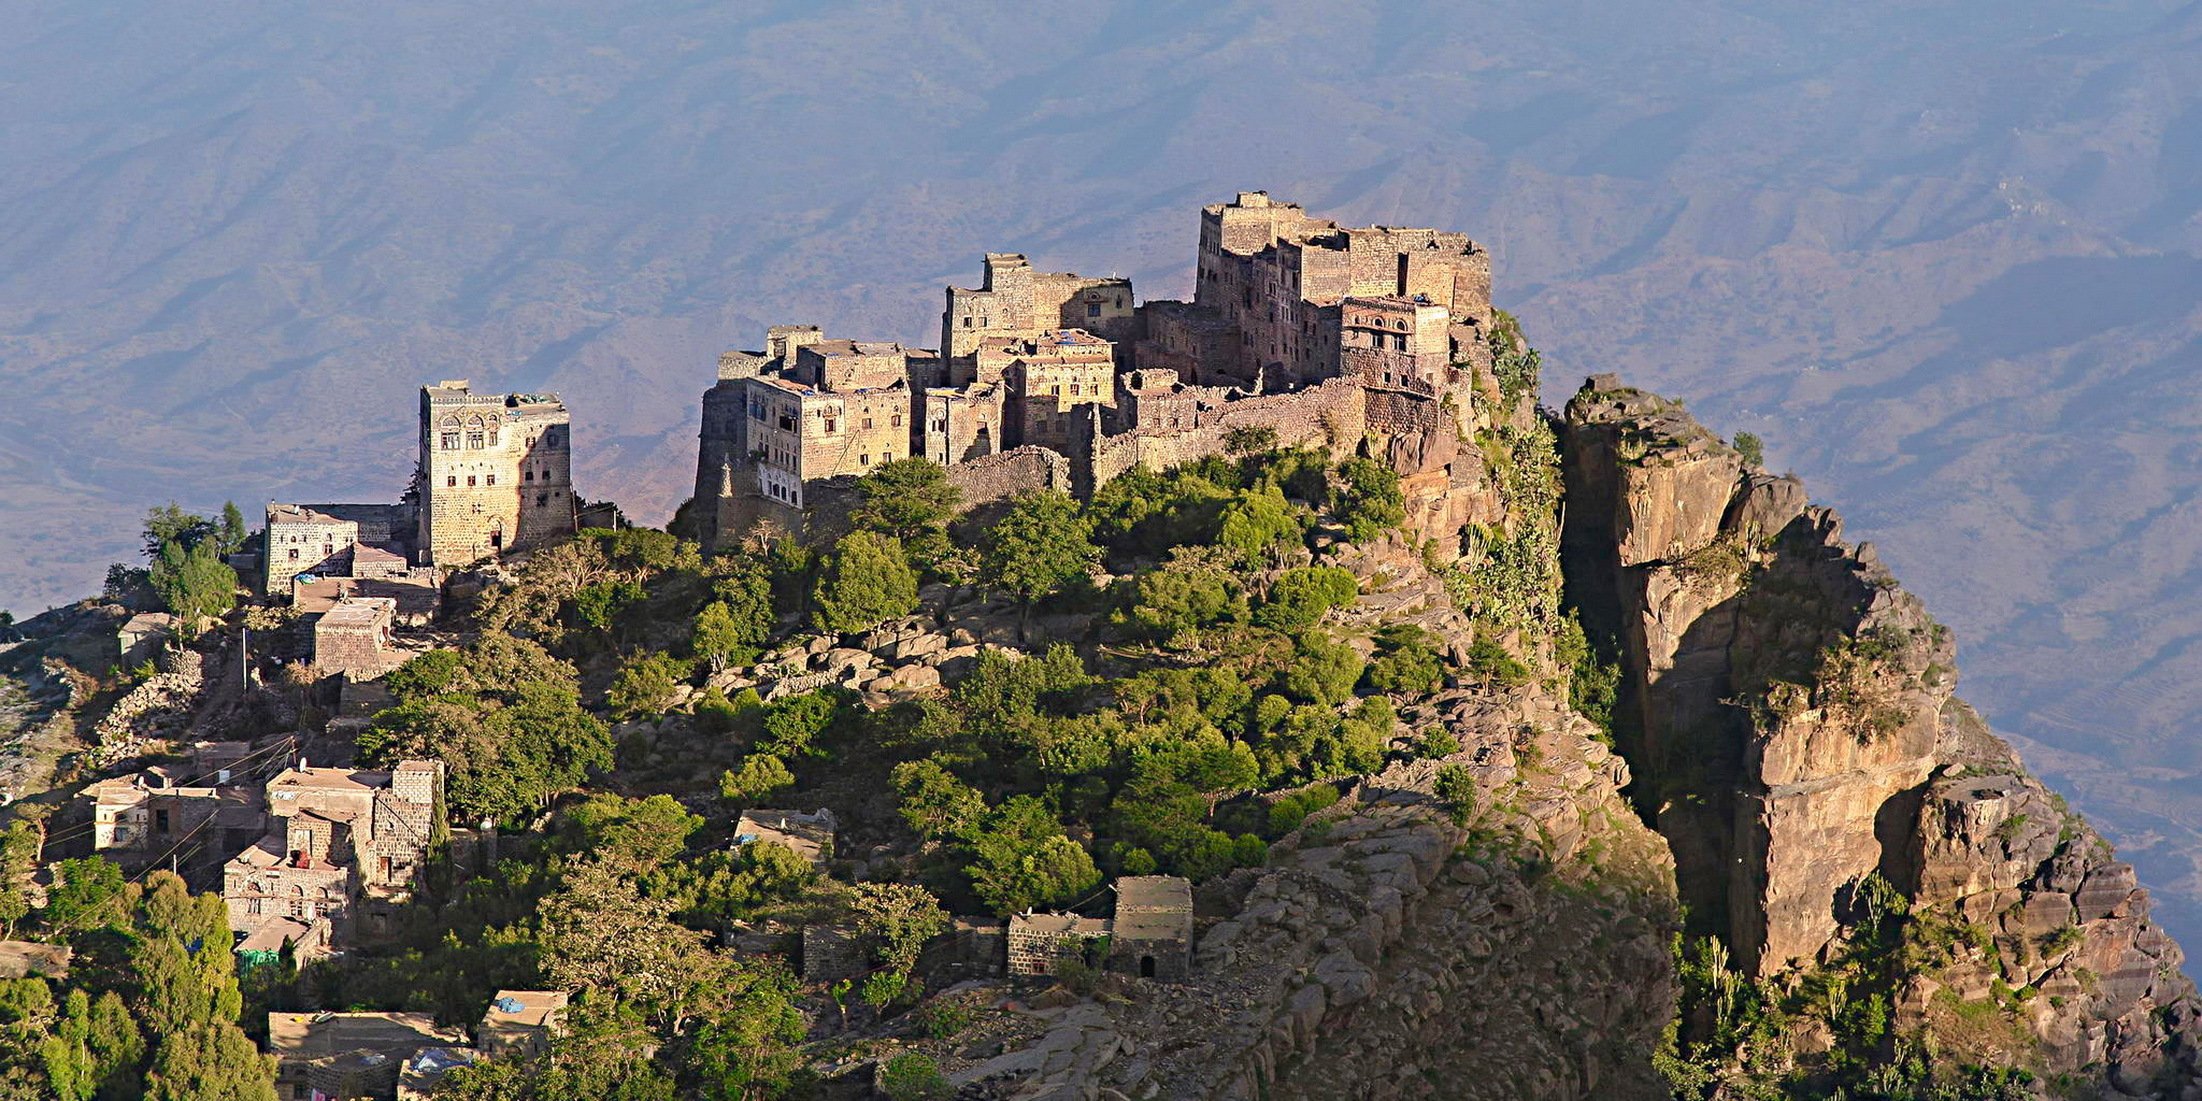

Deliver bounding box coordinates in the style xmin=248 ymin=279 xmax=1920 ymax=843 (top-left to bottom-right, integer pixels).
xmin=268 ymin=766 xmax=392 ymax=795
xmin=319 ymin=597 xmax=397 ymax=628
xmin=807 ymin=339 xmax=906 ymax=357
xmin=1010 ymin=913 xmax=1110 ymax=937
xmin=268 ymin=504 xmax=353 ymax=526
xmin=267 ymin=1010 xmax=459 ymax=1060
xmin=481 ymin=989 xmax=570 ymax=1031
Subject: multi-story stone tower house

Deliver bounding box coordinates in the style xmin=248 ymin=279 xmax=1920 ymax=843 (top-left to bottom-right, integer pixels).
xmin=941 ymin=252 xmax=1134 ymax=368
xmin=1189 ymin=190 xmax=1493 ymax=387
xmin=263 ymin=504 xmax=359 ymax=597
xmin=415 ymin=381 xmax=576 ymax=566
xmin=224 ymin=759 xmax=443 ymax=947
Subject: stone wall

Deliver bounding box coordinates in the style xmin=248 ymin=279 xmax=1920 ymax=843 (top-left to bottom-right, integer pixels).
xmin=945 ymin=447 xmax=1070 ymax=505
xmin=1078 ymin=377 xmax=1369 ymax=496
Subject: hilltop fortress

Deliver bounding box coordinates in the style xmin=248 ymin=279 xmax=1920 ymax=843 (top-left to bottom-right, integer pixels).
xmin=694 ymin=192 xmax=1510 ymax=554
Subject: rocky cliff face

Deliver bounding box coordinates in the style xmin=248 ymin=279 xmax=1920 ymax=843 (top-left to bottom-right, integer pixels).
xmin=1562 ymin=375 xmax=2202 ymax=1096
xmin=943 ymin=679 xmax=1678 ymax=1101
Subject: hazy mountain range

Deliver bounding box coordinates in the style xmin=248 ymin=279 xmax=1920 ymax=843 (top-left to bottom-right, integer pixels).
xmin=3 ymin=0 xmax=2199 ymax=938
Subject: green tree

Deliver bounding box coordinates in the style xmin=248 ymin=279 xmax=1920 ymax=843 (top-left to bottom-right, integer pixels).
xmin=1117 ymin=561 xmax=1244 ymax=647
xmin=1253 ymin=566 xmax=1358 ymax=631
xmin=1334 ymin=458 xmax=1406 ymax=542
xmin=142 ymin=1021 xmax=276 ymax=1101
xmin=608 ymin=653 xmax=689 ymax=720
xmin=1278 ymin=633 xmax=1366 ymax=706
xmin=679 ymin=962 xmax=807 ymax=1100
xmin=966 ymin=797 xmax=1100 ymax=916
xmin=146 ymin=541 xmax=237 ymax=628
xmin=851 ymin=458 xmax=963 ymax=566
xmin=139 ymin=504 xmax=214 ymax=559
xmin=1217 ymin=485 xmax=1304 ymax=568
xmin=691 ymin=602 xmax=748 ymax=674
xmin=718 ymin=754 xmax=794 ymax=805
xmin=704 ymin=562 xmax=775 ymax=667
xmin=1363 ymin=624 xmax=1445 ymax=696
xmin=570 ymin=579 xmax=646 ymax=634
xmin=0 ymin=821 xmax=39 ymax=936
xmin=364 ymin=635 xmax=610 ymax=824
xmin=44 ymin=858 xmax=126 ymax=933
xmin=537 ymin=859 xmax=705 ymax=1014
xmin=1732 ymin=431 xmax=1764 ymax=468
xmin=216 ymin=502 xmax=248 ymax=556
xmin=811 ymin=531 xmax=918 ymax=636
xmin=845 ymin=882 xmax=948 ymax=974
xmin=891 ymin=759 xmax=987 ymax=841
xmin=981 ymin=491 xmax=1098 ymax=630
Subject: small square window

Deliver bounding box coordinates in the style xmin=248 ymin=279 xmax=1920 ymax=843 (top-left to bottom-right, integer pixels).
xmin=1087 ymin=303 xmax=1101 ymax=318
xmin=485 ymin=474 xmax=496 ymax=486
xmin=466 ymin=475 xmax=477 ymax=487
xmin=446 ymin=476 xmax=457 ymax=487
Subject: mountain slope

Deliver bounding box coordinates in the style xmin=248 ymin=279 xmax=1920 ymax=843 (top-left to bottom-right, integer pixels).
xmin=1 ymin=0 xmax=2198 ymax=941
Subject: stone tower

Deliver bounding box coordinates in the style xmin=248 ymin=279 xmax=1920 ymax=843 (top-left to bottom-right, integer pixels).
xmin=416 ymin=380 xmax=576 ymax=566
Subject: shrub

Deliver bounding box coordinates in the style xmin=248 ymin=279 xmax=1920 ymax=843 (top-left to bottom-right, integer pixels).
xmin=608 ymin=652 xmax=690 ymax=720
xmin=879 ymin=1053 xmax=952 ymax=1101
xmin=1334 ymin=458 xmax=1406 ymax=542
xmin=1364 ymin=623 xmax=1445 ymax=696
xmin=1732 ymin=431 xmax=1764 ymax=468
xmin=1254 ymin=566 xmax=1359 ymax=631
xmin=1434 ymin=764 xmax=1477 ymax=825
xmin=812 ymin=531 xmax=919 ymax=636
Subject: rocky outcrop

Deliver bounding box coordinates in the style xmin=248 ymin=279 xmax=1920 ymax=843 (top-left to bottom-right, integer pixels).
xmin=934 ymin=690 xmax=1677 ymax=1101
xmin=1561 ymin=374 xmax=2202 ymax=1095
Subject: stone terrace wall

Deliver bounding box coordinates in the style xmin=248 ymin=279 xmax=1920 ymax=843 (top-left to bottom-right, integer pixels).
xmin=1080 ymin=378 xmax=1369 ymax=496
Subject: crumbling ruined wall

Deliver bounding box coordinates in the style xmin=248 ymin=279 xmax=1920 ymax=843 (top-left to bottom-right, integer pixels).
xmin=1079 ymin=378 xmax=1369 ymax=495
xmin=945 ymin=447 xmax=1069 ymax=505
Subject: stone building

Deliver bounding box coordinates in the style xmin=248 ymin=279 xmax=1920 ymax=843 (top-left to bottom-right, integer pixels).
xmin=264 ymin=504 xmax=360 ymax=597
xmin=88 ymin=767 xmax=225 ymax=852
xmin=941 ymin=252 xmax=1135 ymax=366
xmin=991 ymin=330 xmax=1117 ymax=453
xmin=117 ymin=612 xmax=177 ymax=665
xmin=695 ymin=334 xmax=928 ymax=544
xmin=733 ymin=807 xmax=836 ymax=868
xmin=1108 ymin=874 xmax=1195 ymax=980
xmin=1006 ymin=912 xmax=1111 ymax=977
xmin=225 ymin=759 xmax=443 ymax=947
xmin=311 ymin=596 xmax=399 ymax=679
xmin=477 ymin=990 xmax=570 ymax=1058
xmin=268 ymin=1010 xmax=464 ymax=1101
xmin=1189 ymin=190 xmax=1493 ymax=388
xmin=1005 ymin=874 xmax=1194 ymax=980
xmin=416 ymin=381 xmax=577 ymax=566
xmin=693 ymin=193 xmax=1496 ymax=556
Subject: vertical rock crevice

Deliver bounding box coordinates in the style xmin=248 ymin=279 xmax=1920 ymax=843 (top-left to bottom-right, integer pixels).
xmin=1559 ymin=373 xmax=2202 ymax=1094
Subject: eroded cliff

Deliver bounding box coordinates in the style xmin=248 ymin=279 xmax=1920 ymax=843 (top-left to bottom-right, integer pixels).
xmin=1563 ymin=374 xmax=2202 ymax=1097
